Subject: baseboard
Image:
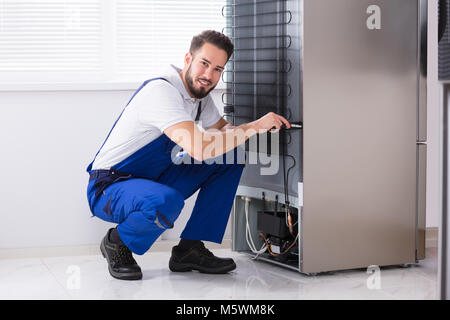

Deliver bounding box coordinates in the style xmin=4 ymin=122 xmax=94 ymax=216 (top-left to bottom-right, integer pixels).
xmin=0 ymin=227 xmax=438 ymax=260
xmin=0 ymin=238 xmax=232 ymax=260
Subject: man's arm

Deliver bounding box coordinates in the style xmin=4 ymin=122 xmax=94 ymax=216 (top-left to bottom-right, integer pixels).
xmin=164 ymin=112 xmax=290 ymax=162
xmin=204 ymin=117 xmax=234 ymax=132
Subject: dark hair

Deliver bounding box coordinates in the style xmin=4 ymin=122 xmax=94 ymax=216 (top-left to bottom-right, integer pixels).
xmin=189 ymin=30 xmax=234 ymax=61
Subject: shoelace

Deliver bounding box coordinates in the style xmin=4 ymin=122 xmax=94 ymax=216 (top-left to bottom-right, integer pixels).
xmin=112 ymin=244 xmax=135 ymax=265
xmin=195 ymin=242 xmax=214 ymax=257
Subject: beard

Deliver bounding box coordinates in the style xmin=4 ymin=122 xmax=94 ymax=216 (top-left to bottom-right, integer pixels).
xmin=184 ymin=64 xmax=216 ymax=99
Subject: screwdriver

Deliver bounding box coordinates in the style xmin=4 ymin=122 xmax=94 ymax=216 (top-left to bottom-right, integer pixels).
xmin=270 ymin=121 xmax=303 ymax=131
xmin=288 ymin=121 xmax=303 ymax=129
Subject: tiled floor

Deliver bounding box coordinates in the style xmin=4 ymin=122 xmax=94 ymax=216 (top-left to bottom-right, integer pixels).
xmin=0 ymin=247 xmax=438 ymax=300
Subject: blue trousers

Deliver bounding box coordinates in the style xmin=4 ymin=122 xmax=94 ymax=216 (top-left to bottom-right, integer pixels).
xmin=87 ymin=134 xmax=245 ymax=255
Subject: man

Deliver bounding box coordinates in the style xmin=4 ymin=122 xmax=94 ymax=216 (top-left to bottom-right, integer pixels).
xmin=86 ymin=30 xmax=290 ymax=280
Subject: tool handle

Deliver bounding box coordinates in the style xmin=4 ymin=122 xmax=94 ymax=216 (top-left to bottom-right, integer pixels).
xmin=282 ymin=121 xmax=302 ymax=130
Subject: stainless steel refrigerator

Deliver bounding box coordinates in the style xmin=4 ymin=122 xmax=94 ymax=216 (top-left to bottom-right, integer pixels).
xmin=438 ymin=0 xmax=449 ymax=300
xmin=226 ymin=0 xmax=427 ymax=274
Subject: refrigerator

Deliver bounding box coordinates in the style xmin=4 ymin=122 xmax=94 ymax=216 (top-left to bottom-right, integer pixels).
xmin=439 ymin=0 xmax=449 ymax=300
xmin=225 ymin=0 xmax=428 ymax=274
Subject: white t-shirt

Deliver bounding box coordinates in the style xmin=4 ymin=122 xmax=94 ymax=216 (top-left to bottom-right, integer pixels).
xmin=91 ymin=64 xmax=222 ymax=170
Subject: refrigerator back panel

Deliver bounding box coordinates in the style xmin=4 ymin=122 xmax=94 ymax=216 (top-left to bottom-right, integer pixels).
xmin=224 ymin=0 xmax=301 ymax=198
xmin=302 ymin=0 xmax=420 ymax=273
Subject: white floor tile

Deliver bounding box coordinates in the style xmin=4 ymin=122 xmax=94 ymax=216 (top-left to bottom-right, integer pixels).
xmin=0 ymin=247 xmax=438 ymax=300
xmin=0 ymin=258 xmax=70 ymax=299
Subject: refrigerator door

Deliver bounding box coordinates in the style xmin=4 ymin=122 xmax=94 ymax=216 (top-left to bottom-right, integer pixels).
xmin=302 ymin=0 xmax=420 ymax=273
xmin=440 ymin=83 xmax=450 ymax=300
xmin=438 ymin=0 xmax=450 ymax=300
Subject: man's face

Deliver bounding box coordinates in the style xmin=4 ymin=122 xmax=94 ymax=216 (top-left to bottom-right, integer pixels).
xmin=183 ymin=42 xmax=228 ymax=99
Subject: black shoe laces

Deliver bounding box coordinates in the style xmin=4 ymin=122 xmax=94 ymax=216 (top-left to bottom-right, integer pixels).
xmin=195 ymin=242 xmax=214 ymax=257
xmin=112 ymin=244 xmax=135 ymax=265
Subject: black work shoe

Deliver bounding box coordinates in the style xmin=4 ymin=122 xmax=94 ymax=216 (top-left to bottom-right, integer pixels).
xmin=169 ymin=241 xmax=236 ymax=274
xmin=100 ymin=228 xmax=142 ymax=280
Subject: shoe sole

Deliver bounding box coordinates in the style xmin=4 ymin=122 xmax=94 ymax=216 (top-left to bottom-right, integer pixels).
xmin=169 ymin=260 xmax=236 ymax=274
xmin=100 ymin=240 xmax=142 ymax=281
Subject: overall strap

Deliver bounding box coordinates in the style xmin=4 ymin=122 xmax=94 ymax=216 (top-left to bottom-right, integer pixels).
xmin=86 ymin=77 xmax=169 ymax=172
xmin=195 ymin=101 xmax=202 ymax=122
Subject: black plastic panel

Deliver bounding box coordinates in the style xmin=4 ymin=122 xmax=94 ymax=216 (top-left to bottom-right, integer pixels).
xmin=223 ymin=0 xmax=302 ymax=199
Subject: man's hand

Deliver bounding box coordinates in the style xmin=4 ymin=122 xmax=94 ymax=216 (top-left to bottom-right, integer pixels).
xmin=252 ymin=112 xmax=291 ymax=133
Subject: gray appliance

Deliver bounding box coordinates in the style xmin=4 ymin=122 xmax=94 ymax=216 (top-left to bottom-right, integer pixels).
xmin=439 ymin=0 xmax=450 ymax=300
xmin=225 ymin=0 xmax=428 ymax=274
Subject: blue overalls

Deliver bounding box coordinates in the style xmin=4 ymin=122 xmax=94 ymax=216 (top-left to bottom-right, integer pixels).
xmin=86 ymin=78 xmax=245 ymax=255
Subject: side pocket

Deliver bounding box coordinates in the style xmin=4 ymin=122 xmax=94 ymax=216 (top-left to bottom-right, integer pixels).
xmin=154 ymin=211 xmax=174 ymax=230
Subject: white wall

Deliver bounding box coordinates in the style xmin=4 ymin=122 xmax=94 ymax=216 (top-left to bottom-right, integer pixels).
xmin=0 ymin=88 xmax=229 ymax=249
xmin=0 ymin=0 xmax=441 ymax=250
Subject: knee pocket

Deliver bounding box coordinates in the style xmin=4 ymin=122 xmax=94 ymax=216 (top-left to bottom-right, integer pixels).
xmin=140 ymin=188 xmax=184 ymax=228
